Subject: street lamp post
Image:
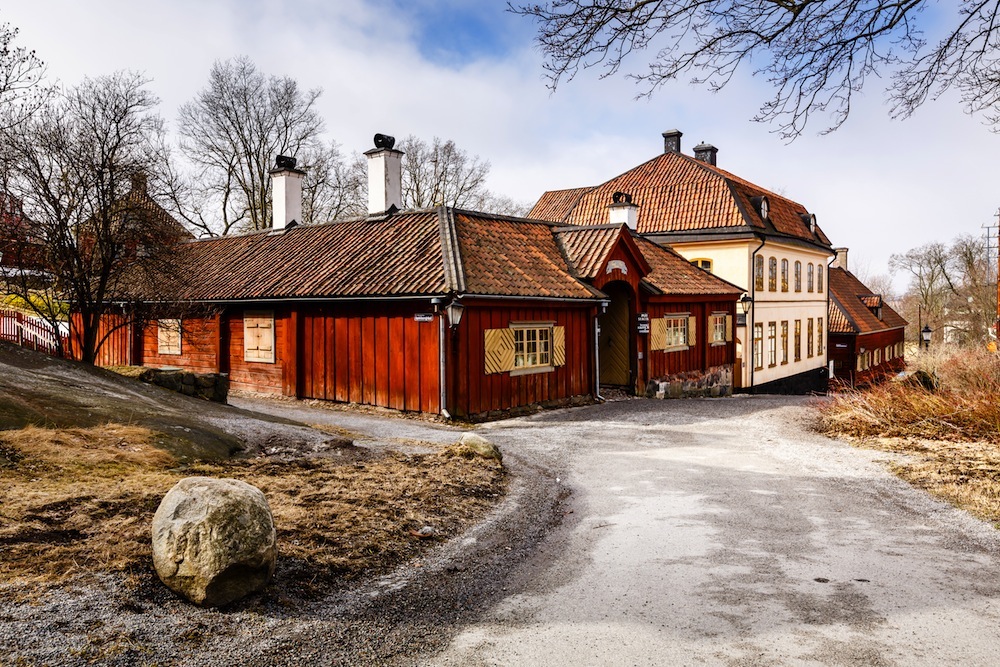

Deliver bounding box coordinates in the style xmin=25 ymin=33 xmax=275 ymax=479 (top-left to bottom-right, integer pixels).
xmin=921 ymin=325 xmax=932 ymax=350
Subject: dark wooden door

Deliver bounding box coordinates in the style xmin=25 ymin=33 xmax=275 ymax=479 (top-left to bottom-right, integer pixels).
xmin=599 ymin=284 xmax=631 ymax=386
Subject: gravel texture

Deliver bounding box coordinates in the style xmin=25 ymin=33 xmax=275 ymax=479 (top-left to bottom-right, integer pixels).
xmin=5 ymin=394 xmax=1000 ymax=665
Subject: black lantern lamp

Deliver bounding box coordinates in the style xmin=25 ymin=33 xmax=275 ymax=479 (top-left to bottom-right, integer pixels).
xmin=740 ymin=294 xmax=753 ymax=315
xmin=446 ymin=299 xmax=465 ymax=330
xmin=921 ymin=325 xmax=932 ymax=350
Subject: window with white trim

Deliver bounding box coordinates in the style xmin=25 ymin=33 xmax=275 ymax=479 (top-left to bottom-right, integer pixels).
xmin=807 ymin=318 xmax=814 ymax=357
xmin=794 ymin=319 xmax=802 ymax=361
xmin=691 ymin=258 xmax=713 ymax=272
xmin=768 ymin=257 xmax=777 ymax=292
xmin=244 ymin=311 xmax=275 ymax=363
xmin=665 ymin=315 xmax=689 ymax=349
xmin=781 ymin=259 xmax=789 ymax=292
xmin=513 ymin=325 xmax=551 ymax=370
xmin=794 ymin=261 xmax=802 ymax=292
xmin=754 ymin=255 xmax=764 ymax=291
xmin=817 ymin=265 xmax=824 ymax=293
xmin=780 ymin=321 xmax=789 ymax=364
xmin=753 ymin=323 xmax=764 ymax=370
xmin=817 ymin=318 xmax=824 ymax=355
xmin=768 ymin=322 xmax=777 ymax=367
xmin=807 ymin=263 xmax=815 ymax=292
xmin=711 ymin=312 xmax=728 ymax=344
xmin=157 ymin=319 xmax=181 ymax=356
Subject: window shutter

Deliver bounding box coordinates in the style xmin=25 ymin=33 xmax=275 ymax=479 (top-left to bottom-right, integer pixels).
xmin=552 ymin=326 xmax=566 ymax=367
xmin=650 ymin=318 xmax=666 ymax=351
xmin=687 ymin=315 xmax=697 ymax=346
xmin=725 ymin=315 xmax=733 ymax=342
xmin=484 ymin=328 xmax=516 ymax=374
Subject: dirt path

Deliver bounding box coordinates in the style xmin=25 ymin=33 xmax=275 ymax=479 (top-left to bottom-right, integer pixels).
xmin=4 ymin=394 xmax=1000 ymax=665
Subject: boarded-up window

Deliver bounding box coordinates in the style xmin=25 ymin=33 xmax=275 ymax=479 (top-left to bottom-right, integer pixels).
xmin=157 ymin=319 xmax=181 ymax=356
xmin=484 ymin=323 xmax=565 ymax=375
xmin=244 ymin=311 xmax=275 ymax=363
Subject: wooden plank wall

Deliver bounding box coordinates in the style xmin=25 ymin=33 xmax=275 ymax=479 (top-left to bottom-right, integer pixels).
xmin=70 ymin=311 xmax=132 ymax=366
xmin=297 ymin=302 xmax=440 ymax=414
xmin=646 ymin=298 xmax=736 ymax=380
xmin=450 ymin=300 xmax=594 ymax=419
xmin=227 ymin=310 xmax=285 ymax=394
xmin=142 ymin=316 xmax=219 ymax=374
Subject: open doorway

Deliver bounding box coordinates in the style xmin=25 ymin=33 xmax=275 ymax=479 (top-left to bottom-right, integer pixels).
xmin=599 ymin=281 xmax=634 ymax=389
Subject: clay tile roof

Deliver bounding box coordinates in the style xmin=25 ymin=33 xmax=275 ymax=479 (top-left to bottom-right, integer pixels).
xmin=553 ymin=226 xmax=624 ymax=279
xmin=532 ymin=151 xmax=831 ymax=246
xmin=453 ymin=211 xmax=599 ymax=299
xmin=827 ymin=267 xmax=907 ymax=335
xmin=528 ymin=186 xmax=596 ymax=223
xmin=633 ymin=236 xmax=744 ymax=296
xmin=173 ymin=210 xmax=448 ymax=301
xmin=165 ymin=207 xmax=600 ymax=303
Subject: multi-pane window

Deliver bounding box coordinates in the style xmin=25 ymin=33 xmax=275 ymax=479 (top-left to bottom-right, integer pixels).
xmin=711 ymin=312 xmax=727 ymax=344
xmin=768 ymin=322 xmax=777 ymax=367
xmin=794 ymin=320 xmax=802 ymax=361
xmin=753 ymin=323 xmax=764 ymax=370
xmin=780 ymin=321 xmax=789 ymax=364
xmin=817 ymin=265 xmax=824 ymax=293
xmin=754 ymin=255 xmax=764 ymax=291
xmin=768 ymin=257 xmax=777 ymax=292
xmin=817 ymin=317 xmax=824 ymax=355
xmin=781 ymin=259 xmax=789 ymax=292
xmin=807 ymin=263 xmax=815 ymax=292
xmin=665 ymin=316 xmax=689 ymax=349
xmin=157 ymin=319 xmax=181 ymax=356
xmin=807 ymin=318 xmax=814 ymax=357
xmin=692 ymin=258 xmax=713 ymax=272
xmin=794 ymin=262 xmax=802 ymax=292
xmin=244 ymin=311 xmax=275 ymax=363
xmin=514 ymin=326 xmax=551 ymax=369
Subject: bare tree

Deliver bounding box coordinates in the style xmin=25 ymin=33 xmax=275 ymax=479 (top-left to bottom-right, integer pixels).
xmin=399 ymin=136 xmax=492 ymax=209
xmin=298 ymin=141 xmax=367 ymax=224
xmin=512 ymin=1 xmax=1000 ymax=139
xmin=177 ymin=57 xmax=325 ymax=235
xmin=0 ymin=72 xmax=187 ymax=363
xmin=0 ymin=21 xmax=49 ymax=131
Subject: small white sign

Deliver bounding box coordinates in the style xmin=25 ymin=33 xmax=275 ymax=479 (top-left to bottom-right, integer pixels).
xmin=606 ymin=260 xmax=628 ymax=274
xmin=414 ymin=313 xmax=434 ymax=322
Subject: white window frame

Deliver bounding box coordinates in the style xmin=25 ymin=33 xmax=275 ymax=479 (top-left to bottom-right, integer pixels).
xmin=767 ymin=322 xmax=777 ymax=367
xmin=157 ymin=318 xmax=181 ymax=356
xmin=244 ymin=310 xmax=275 ymax=363
xmin=710 ymin=312 xmax=727 ymax=345
xmin=665 ymin=315 xmax=690 ymax=350
xmin=512 ymin=322 xmax=553 ymax=372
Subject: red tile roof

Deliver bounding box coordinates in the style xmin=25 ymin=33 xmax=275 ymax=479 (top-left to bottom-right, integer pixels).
xmin=165 ymin=208 xmax=599 ymax=302
xmin=530 ymin=151 xmax=831 ymax=247
xmin=828 ymin=267 xmax=907 ymax=335
xmin=553 ymin=224 xmax=743 ymax=296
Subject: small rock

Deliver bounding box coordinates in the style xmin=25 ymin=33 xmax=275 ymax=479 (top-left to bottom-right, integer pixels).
xmin=451 ymin=433 xmax=502 ymax=463
xmin=151 ymin=477 xmax=276 ymax=607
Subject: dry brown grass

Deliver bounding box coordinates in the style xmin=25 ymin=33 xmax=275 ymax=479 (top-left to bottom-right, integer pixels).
xmin=0 ymin=423 xmax=504 ymax=593
xmin=819 ymin=346 xmax=1000 ymax=524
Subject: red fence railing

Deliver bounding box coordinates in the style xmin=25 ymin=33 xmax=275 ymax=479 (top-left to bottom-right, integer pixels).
xmin=0 ymin=309 xmax=69 ymax=357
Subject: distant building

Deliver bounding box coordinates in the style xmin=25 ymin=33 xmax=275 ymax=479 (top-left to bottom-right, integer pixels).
xmin=827 ymin=248 xmax=907 ymax=387
xmin=530 ymin=130 xmax=834 ymax=393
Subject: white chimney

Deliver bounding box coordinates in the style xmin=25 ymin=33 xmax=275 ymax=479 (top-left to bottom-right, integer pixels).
xmin=365 ymin=133 xmax=404 ymax=216
xmin=833 ymin=247 xmax=849 ymax=271
xmin=270 ymin=155 xmax=304 ymax=232
xmin=609 ymin=192 xmax=638 ymax=229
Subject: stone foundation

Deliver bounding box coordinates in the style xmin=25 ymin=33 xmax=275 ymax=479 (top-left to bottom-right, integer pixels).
xmin=137 ymin=368 xmax=229 ymax=403
xmin=644 ymin=364 xmax=733 ymax=399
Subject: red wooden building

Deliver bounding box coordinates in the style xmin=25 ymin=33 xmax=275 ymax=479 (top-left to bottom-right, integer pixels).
xmin=827 ymin=249 xmax=907 ymax=387
xmin=92 ymin=142 xmax=742 ymax=419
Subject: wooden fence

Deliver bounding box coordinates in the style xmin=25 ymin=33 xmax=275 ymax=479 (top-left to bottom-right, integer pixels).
xmin=0 ymin=309 xmax=69 ymax=357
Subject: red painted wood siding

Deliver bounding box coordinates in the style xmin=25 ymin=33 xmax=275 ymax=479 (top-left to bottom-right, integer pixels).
xmin=646 ymin=298 xmax=736 ymax=380
xmin=142 ymin=317 xmax=219 ymax=373
xmin=297 ymin=303 xmax=441 ymax=414
xmin=70 ymin=312 xmax=135 ymax=366
xmin=449 ymin=300 xmax=594 ymax=419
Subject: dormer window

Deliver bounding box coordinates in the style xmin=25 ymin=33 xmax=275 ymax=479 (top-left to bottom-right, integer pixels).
xmin=752 ymin=196 xmax=770 ymax=221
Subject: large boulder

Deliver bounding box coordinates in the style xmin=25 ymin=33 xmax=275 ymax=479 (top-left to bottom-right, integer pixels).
xmin=151 ymin=477 xmax=276 ymax=607
xmin=447 ymin=433 xmax=503 ymax=463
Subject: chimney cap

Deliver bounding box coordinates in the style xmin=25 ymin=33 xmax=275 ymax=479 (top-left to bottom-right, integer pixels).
xmin=270 ymin=154 xmax=305 ymax=175
xmin=374 ymin=133 xmax=396 ymax=150
xmin=611 ymin=191 xmax=634 ymax=205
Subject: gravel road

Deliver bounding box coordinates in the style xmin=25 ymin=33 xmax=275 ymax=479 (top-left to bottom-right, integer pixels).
xmin=4 ymin=394 xmax=1000 ymax=666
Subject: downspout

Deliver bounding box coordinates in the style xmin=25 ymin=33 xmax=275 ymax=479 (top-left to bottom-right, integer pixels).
xmin=595 ymin=303 xmax=606 ymax=401
xmin=432 ymin=297 xmax=451 ymax=419
xmin=826 ymin=253 xmax=836 ymax=386
xmin=748 ymin=235 xmax=766 ymax=391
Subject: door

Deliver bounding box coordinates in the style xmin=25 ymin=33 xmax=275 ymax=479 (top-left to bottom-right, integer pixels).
xmin=599 ymin=282 xmax=632 ymax=386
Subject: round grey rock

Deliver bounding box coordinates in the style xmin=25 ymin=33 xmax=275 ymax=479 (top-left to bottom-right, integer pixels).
xmin=151 ymin=476 xmax=276 ymax=607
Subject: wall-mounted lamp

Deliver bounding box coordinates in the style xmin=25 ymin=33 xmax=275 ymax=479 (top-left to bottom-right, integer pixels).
xmin=740 ymin=294 xmax=753 ymax=315
xmin=446 ymin=299 xmax=465 ymax=330
xmin=600 ymin=299 xmax=610 ymax=314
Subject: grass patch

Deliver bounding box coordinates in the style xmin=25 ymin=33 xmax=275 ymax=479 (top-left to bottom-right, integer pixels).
xmin=819 ymin=346 xmax=1000 ymax=523
xmin=0 ymin=423 xmax=504 ymax=595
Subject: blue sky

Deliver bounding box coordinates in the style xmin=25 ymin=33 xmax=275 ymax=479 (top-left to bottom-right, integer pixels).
xmin=2 ymin=1 xmax=997 ymax=290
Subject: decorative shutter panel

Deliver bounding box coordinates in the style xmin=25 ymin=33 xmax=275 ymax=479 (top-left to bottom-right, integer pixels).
xmin=725 ymin=315 xmax=733 ymax=342
xmin=552 ymin=326 xmax=566 ymax=367
xmin=484 ymin=328 xmax=515 ymax=374
xmin=258 ymin=317 xmax=273 ymax=354
xmin=650 ymin=318 xmax=666 ymax=351
xmin=687 ymin=315 xmax=697 ymax=346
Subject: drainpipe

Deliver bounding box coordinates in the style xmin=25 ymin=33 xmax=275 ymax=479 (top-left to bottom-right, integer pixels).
xmin=432 ymin=297 xmax=451 ymax=419
xmin=595 ymin=302 xmax=608 ymax=401
xmin=748 ymin=235 xmax=765 ymax=392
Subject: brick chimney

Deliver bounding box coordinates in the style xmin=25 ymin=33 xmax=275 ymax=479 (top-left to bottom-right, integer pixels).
xmin=270 ymin=155 xmax=305 ymax=232
xmin=693 ymin=142 xmax=718 ymax=166
xmin=832 ymin=247 xmax=849 ymax=270
xmin=662 ymin=129 xmax=682 ymax=154
xmin=365 ymin=133 xmax=403 ymax=216
xmin=609 ymin=192 xmax=638 ymax=229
